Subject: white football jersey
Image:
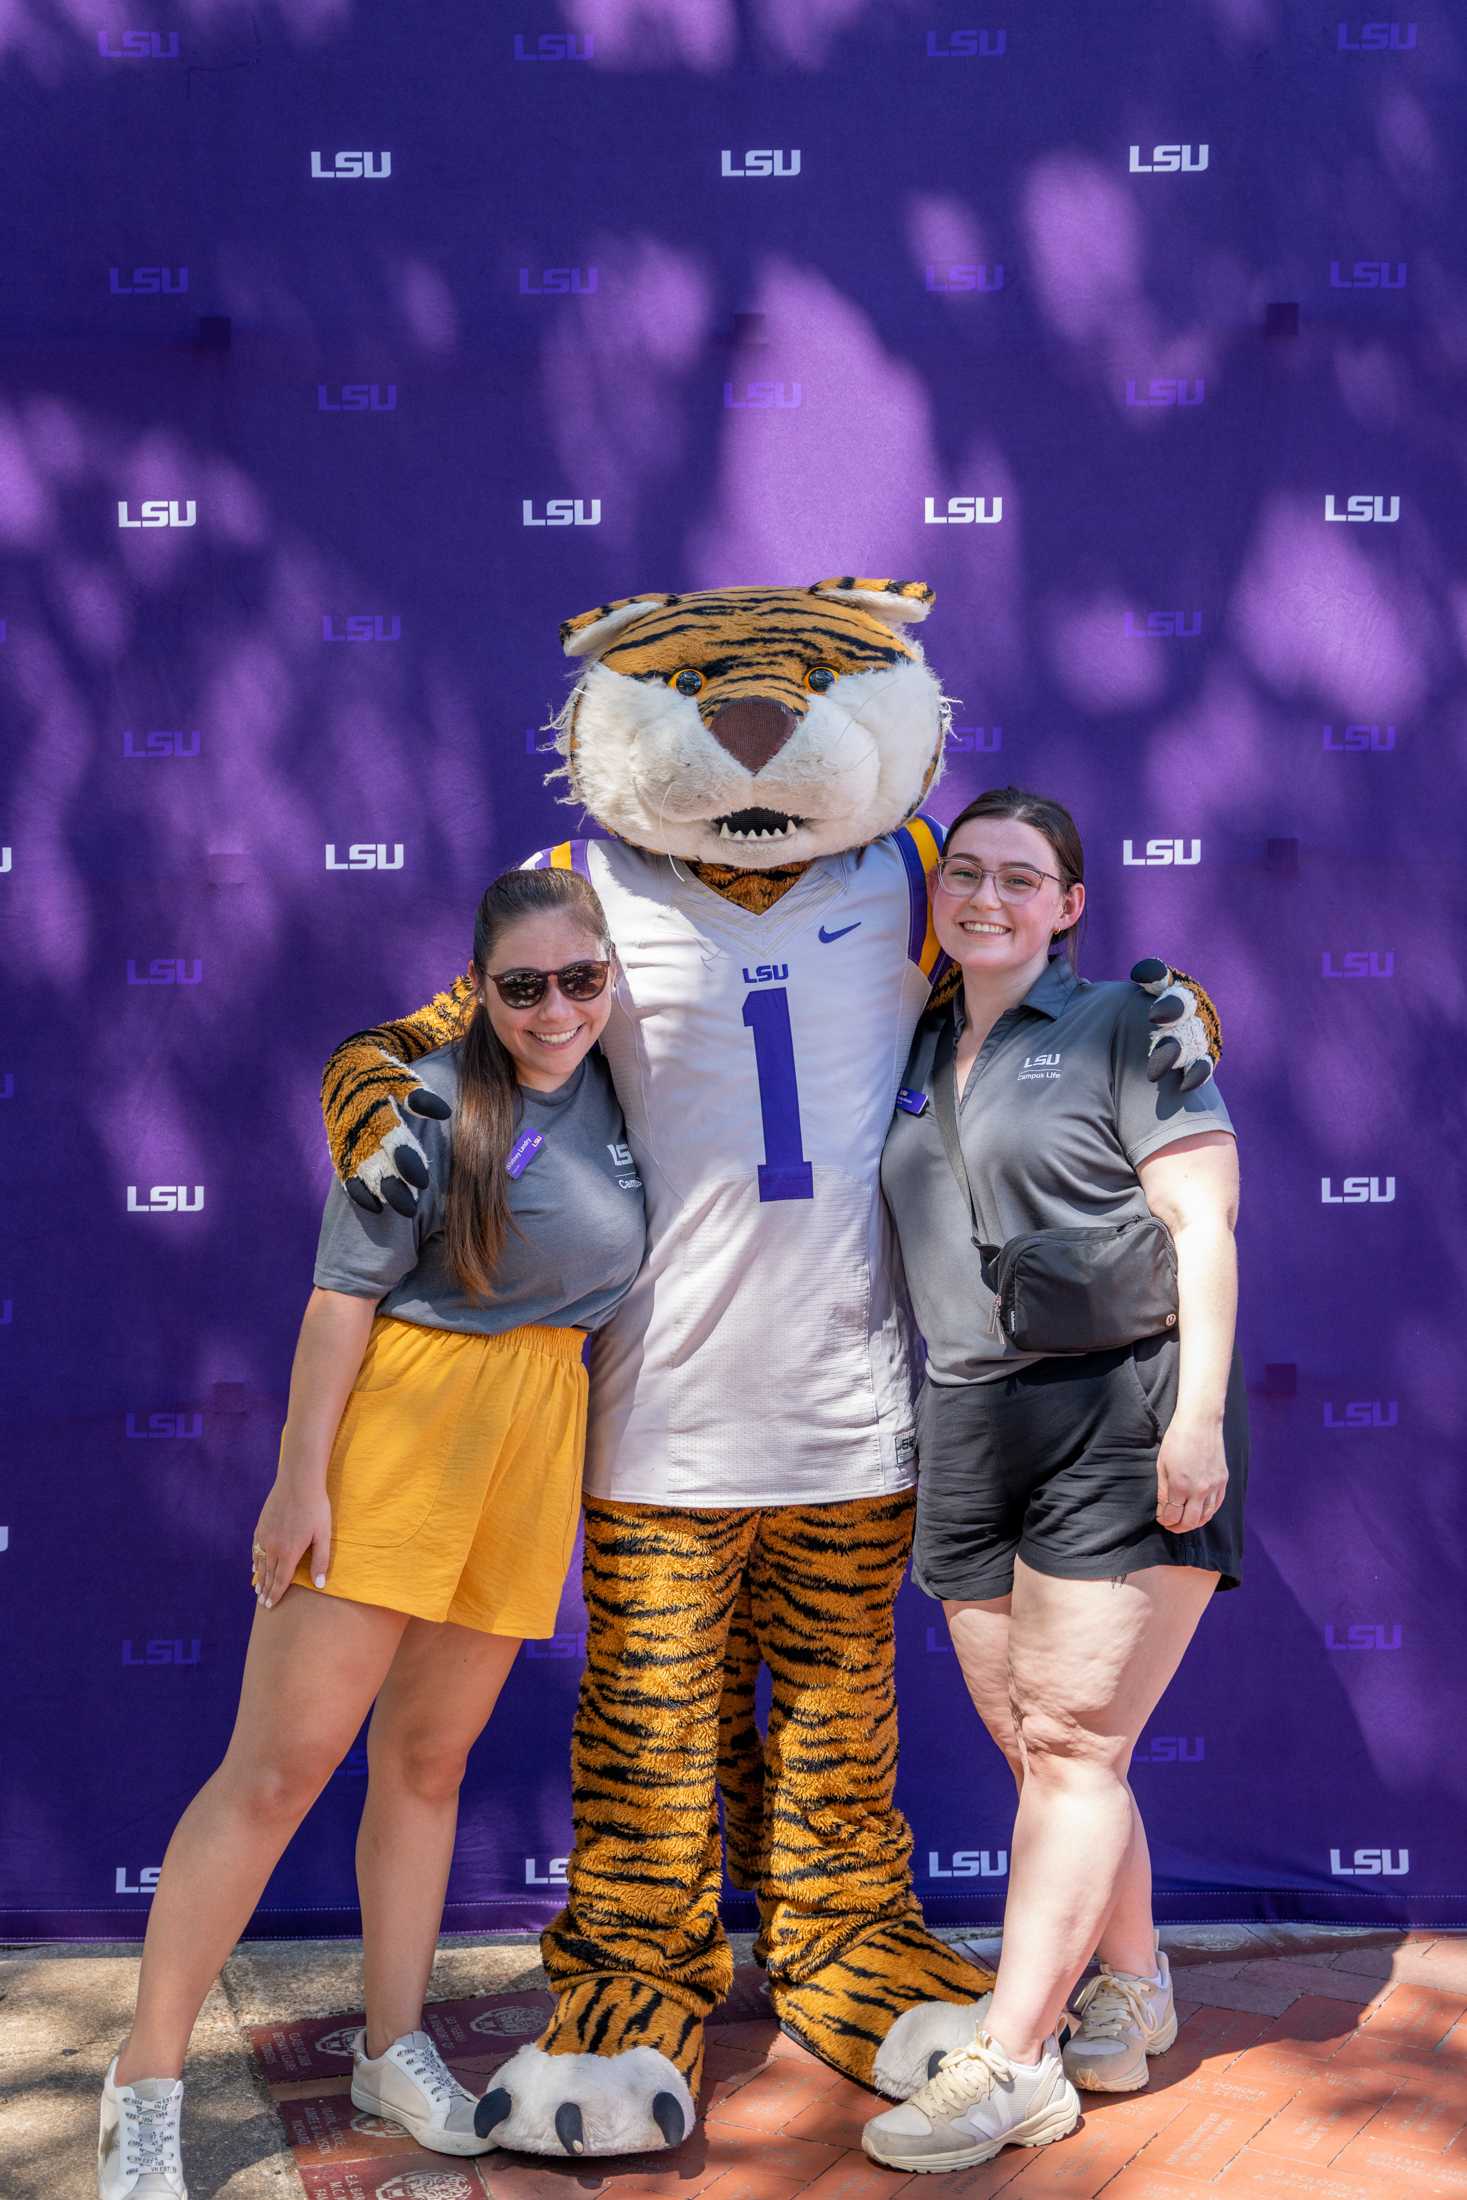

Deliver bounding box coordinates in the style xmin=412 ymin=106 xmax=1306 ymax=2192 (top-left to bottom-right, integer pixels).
xmin=527 ymin=825 xmax=944 ymax=1505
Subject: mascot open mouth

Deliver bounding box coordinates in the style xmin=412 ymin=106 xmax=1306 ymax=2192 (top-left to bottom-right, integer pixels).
xmin=712 ymin=807 xmax=807 ymax=845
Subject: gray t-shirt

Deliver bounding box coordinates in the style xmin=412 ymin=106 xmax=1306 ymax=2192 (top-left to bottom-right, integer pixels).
xmin=313 ymin=1042 xmax=647 ymax=1335
xmin=880 ymin=958 xmax=1235 ymax=1385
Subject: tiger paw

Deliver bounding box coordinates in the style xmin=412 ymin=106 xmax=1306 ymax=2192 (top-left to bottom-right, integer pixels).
xmin=473 ymin=2044 xmax=694 ymax=2157
xmin=1130 ymin=960 xmax=1221 ymax=1092
xmin=340 ymin=1074 xmax=449 ymax=1217
xmin=873 ymin=1993 xmax=993 ymax=2099
xmin=321 ymin=972 xmax=477 ymax=1215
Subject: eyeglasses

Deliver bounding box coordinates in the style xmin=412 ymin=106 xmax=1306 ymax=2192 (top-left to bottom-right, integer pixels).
xmin=485 ymin=961 xmax=611 ymax=1009
xmin=935 ymin=859 xmax=1066 ymax=903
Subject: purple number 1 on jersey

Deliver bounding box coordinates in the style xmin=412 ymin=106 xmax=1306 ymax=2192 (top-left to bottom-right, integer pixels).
xmin=741 ymin=987 xmax=814 ymax=1201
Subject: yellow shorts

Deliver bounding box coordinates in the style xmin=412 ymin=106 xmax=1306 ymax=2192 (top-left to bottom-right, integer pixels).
xmin=291 ymin=1316 xmax=588 ymax=1637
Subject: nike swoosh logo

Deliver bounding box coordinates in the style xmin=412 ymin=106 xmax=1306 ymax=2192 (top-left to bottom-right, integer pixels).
xmin=818 ymin=922 xmax=862 ymax=943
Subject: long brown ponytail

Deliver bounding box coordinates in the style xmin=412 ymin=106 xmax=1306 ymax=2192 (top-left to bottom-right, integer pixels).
xmin=443 ymin=867 xmax=611 ymax=1302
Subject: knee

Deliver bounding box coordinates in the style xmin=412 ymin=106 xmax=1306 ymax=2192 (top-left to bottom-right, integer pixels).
xmin=222 ymin=1739 xmax=339 ymax=1827
xmin=375 ymin=1731 xmax=470 ymax=1805
xmin=1014 ymin=1703 xmax=1128 ymax=1783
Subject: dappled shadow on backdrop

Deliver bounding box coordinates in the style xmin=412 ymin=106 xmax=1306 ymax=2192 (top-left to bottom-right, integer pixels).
xmin=2 ymin=0 xmax=1463 ymax=1935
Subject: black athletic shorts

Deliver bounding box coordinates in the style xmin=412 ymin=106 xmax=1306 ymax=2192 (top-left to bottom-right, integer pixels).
xmin=911 ymin=1332 xmax=1249 ymax=1601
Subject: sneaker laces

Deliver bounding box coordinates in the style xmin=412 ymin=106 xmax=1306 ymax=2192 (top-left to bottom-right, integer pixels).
xmin=398 ymin=2036 xmax=461 ymax=2106
xmin=122 ymin=2093 xmax=182 ymax=2176
xmin=912 ymin=2030 xmax=1010 ymax=2121
xmin=1072 ymin=1968 xmax=1155 ymax=2042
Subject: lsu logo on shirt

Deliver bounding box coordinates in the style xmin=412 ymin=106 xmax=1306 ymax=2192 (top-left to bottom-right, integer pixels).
xmin=607 ymin=1140 xmax=642 ymax=1191
xmin=1017 ymin=1051 xmax=1062 ymax=1083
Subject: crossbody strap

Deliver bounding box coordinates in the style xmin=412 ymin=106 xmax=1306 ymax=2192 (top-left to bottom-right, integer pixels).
xmin=929 ymin=1016 xmax=996 ymax=1258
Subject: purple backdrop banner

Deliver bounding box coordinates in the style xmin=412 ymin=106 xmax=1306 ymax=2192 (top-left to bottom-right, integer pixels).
xmin=3 ymin=0 xmax=1464 ymax=1943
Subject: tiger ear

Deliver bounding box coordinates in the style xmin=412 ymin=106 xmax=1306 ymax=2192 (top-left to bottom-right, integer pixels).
xmin=561 ymin=593 xmax=679 ymax=660
xmin=809 ymin=577 xmax=935 ymax=627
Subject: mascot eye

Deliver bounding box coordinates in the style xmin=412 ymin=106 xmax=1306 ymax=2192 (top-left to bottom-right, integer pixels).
xmin=672 ymin=669 xmax=706 ymax=697
xmin=805 ymin=665 xmax=837 ymax=694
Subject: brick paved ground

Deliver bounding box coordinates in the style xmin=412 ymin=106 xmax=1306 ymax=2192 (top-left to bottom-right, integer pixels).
xmin=251 ymin=1930 xmax=1467 ymax=2200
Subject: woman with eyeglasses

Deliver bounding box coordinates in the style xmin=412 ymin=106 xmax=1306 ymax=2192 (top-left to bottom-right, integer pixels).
xmin=863 ymin=788 xmax=1247 ymax=2177
xmin=99 ymin=867 xmax=645 ymax=2194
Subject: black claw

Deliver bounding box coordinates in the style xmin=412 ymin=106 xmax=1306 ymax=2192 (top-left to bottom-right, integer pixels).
xmin=1146 ymin=1036 xmax=1181 ymax=1083
xmin=1180 ymin=1058 xmax=1213 ymax=1092
xmin=380 ymin=1176 xmax=419 ymax=1218
xmin=345 ymin=1177 xmax=384 ymax=1214
xmin=474 ymin=2086 xmax=512 ymax=2139
xmin=408 ymin=1086 xmax=452 ymax=1121
xmin=652 ymin=2091 xmax=686 ymax=2149
xmin=396 ymin=1144 xmax=430 ymax=1190
xmin=927 ymin=2048 xmax=947 ymax=2080
xmin=1130 ymin=957 xmax=1169 ymax=989
xmin=1147 ymin=993 xmax=1186 ymax=1026
xmin=555 ymin=2101 xmax=586 ymax=2155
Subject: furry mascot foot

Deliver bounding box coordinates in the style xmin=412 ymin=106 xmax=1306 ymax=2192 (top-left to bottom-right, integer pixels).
xmin=770 ymin=1917 xmax=996 ymax=2095
xmin=474 ymin=2044 xmax=694 ymax=2156
xmin=873 ymin=1995 xmax=995 ymax=2099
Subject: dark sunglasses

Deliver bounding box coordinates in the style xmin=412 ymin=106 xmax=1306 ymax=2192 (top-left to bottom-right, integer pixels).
xmin=485 ymin=960 xmax=612 ymax=1010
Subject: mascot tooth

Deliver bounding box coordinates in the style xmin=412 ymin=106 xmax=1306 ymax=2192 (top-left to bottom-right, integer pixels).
xmin=320 ymin=578 xmax=1222 ymax=2158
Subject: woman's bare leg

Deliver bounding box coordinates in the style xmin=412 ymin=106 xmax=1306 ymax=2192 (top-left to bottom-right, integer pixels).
xmin=979 ymin=1560 xmax=1216 ymax=2063
xmin=356 ymin=1619 xmax=522 ymax=2055
xmin=945 ymin=1594 xmax=1021 ymax=1789
xmin=1093 ymin=1799 xmax=1159 ymax=1977
xmin=947 ymin=1595 xmax=1157 ymax=1979
xmin=115 ymin=1591 xmax=408 ymax=2082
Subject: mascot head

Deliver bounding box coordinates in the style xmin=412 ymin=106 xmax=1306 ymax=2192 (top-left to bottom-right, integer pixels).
xmin=550 ymin=577 xmax=949 ymax=868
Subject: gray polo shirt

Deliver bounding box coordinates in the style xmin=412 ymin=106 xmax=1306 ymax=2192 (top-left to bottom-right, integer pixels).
xmin=313 ymin=1042 xmax=646 ymax=1335
xmin=880 ymin=959 xmax=1235 ymax=1385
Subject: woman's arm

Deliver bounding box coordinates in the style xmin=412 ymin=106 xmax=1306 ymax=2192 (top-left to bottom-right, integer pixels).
xmin=252 ymin=1288 xmax=379 ymax=1607
xmin=1136 ymin=1131 xmax=1240 ymax=1535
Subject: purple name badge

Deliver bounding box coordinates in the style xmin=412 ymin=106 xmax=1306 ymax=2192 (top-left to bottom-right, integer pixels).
xmin=896 ymin=1087 xmax=929 ymax=1116
xmin=506 ymin=1127 xmax=545 ymax=1180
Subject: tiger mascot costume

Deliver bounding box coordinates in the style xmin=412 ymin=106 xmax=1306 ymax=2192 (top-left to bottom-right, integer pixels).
xmin=320 ymin=578 xmax=1220 ymax=2159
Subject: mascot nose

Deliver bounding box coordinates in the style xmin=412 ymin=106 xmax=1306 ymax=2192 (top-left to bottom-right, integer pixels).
xmin=707 ymin=698 xmax=799 ymax=774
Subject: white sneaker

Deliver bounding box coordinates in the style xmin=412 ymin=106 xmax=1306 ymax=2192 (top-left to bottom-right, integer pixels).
xmin=1062 ymin=1952 xmax=1178 ymax=2092
xmin=98 ymin=2057 xmax=187 ymax=2198
xmin=351 ymin=2027 xmax=492 ymax=2156
xmin=862 ymin=2029 xmax=1080 ymax=2173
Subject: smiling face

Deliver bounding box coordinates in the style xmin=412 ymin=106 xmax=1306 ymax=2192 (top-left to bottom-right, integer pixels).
xmin=933 ymin=815 xmax=1085 ymax=992
xmin=480 ymin=910 xmax=614 ymax=1092
xmin=551 ymin=579 xmax=949 ymax=867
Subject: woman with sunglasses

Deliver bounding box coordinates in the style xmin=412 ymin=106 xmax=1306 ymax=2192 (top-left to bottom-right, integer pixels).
xmin=99 ymin=867 xmax=644 ymax=2195
xmin=863 ymin=787 xmax=1247 ymax=2177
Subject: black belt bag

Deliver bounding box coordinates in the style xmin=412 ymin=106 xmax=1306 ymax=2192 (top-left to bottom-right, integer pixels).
xmin=930 ymin=1025 xmax=1178 ymax=1356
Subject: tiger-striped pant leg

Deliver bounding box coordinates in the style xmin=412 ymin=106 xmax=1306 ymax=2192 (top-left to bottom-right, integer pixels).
xmin=747 ymin=1493 xmax=995 ymax=2086
xmin=715 ymin=1575 xmax=766 ymax=1900
xmin=537 ymin=1500 xmax=758 ymax=2091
